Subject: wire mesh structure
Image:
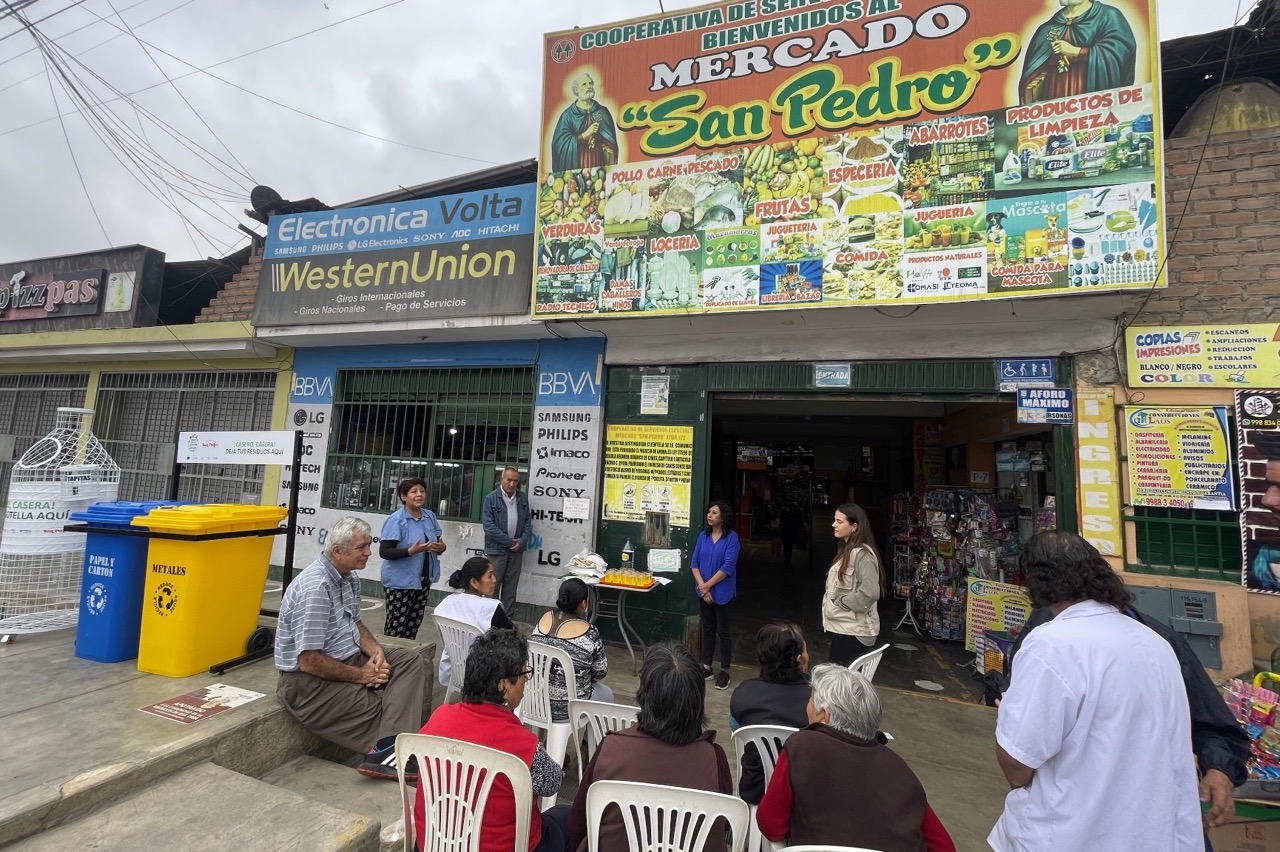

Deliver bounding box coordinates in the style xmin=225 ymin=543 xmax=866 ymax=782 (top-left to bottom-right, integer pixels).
xmin=0 ymin=408 xmax=120 ymax=634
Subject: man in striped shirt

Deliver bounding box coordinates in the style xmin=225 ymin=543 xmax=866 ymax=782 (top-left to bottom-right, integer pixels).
xmin=275 ymin=516 xmax=426 ymax=779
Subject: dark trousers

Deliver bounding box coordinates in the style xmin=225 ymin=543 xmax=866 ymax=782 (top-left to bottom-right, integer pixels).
xmin=416 ymin=805 xmax=570 ymax=852
xmin=536 ymin=805 xmax=571 ymax=852
xmin=827 ymin=632 xmax=873 ymax=667
xmin=383 ymin=587 xmax=429 ymax=639
xmin=699 ymin=598 xmax=733 ymax=672
xmin=488 ymin=549 xmax=525 ymax=615
xmin=781 ymin=533 xmax=796 ymax=565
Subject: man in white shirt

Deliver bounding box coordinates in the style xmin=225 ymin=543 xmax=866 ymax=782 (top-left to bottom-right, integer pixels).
xmin=990 ymin=530 xmax=1203 ymax=851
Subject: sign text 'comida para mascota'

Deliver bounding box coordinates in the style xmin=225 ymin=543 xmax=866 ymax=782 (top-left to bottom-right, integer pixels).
xmin=254 ymin=184 xmax=536 ymax=326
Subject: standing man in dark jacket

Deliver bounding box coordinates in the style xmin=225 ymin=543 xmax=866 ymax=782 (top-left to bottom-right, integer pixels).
xmin=482 ymin=466 xmax=534 ymax=615
xmin=1008 ymin=602 xmax=1249 ymax=832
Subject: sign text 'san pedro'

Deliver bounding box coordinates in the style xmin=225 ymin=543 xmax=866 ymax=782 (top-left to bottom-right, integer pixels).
xmin=535 ymin=0 xmax=1163 ymax=318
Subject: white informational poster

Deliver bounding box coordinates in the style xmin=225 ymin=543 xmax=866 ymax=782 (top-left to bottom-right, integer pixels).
xmin=178 ymin=431 xmax=297 ymax=465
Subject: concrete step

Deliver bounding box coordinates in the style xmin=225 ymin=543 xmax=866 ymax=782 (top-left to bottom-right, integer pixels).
xmin=0 ymin=623 xmax=436 ymax=848
xmin=263 ymin=755 xmax=404 ymax=838
xmin=13 ymin=761 xmax=379 ymax=852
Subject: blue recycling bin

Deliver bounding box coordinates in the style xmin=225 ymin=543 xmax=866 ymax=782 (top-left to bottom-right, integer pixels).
xmin=71 ymin=501 xmax=190 ymax=663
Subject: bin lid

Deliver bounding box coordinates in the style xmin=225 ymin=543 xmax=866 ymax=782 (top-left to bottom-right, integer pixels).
xmin=131 ymin=503 xmax=287 ymax=534
xmin=70 ymin=500 xmax=192 ymax=527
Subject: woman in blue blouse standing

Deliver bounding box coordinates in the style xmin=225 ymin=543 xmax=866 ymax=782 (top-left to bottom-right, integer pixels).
xmin=379 ymin=477 xmax=446 ymax=639
xmin=691 ymin=500 xmax=740 ymax=691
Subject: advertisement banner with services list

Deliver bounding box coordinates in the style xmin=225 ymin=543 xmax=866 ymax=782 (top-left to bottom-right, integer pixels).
xmin=533 ymin=0 xmax=1164 ymax=319
xmin=255 ymin=185 xmax=536 ymax=326
xmin=1123 ymin=406 xmax=1234 ymax=511
xmin=1125 ymin=325 xmax=1280 ymax=388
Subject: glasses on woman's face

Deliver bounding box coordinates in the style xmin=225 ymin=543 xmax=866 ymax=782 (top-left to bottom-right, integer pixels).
xmin=518 ymin=666 xmax=534 ymax=680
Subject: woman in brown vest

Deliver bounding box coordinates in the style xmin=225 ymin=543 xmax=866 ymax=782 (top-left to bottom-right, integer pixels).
xmin=567 ymin=643 xmax=733 ymax=852
xmin=756 ymin=665 xmax=955 ymax=851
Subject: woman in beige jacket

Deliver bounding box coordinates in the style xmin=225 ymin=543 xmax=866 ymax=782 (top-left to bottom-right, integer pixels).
xmin=822 ymin=503 xmax=882 ymax=665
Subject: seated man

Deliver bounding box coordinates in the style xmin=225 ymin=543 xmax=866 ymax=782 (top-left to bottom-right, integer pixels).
xmin=757 ymin=664 xmax=954 ymax=851
xmin=275 ymin=516 xmax=426 ymax=780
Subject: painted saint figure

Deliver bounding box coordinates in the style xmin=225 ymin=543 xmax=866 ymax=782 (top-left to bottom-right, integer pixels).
xmin=550 ymin=72 xmax=619 ymax=172
xmin=1019 ymin=0 xmax=1138 ymax=104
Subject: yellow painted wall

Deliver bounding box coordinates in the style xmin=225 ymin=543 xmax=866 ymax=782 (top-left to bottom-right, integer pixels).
xmin=967 ymin=441 xmax=996 ymax=488
xmin=1095 ymin=382 xmax=1259 ymax=676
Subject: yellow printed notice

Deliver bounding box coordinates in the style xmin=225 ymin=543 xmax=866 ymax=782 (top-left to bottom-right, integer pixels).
xmin=602 ymin=424 xmax=693 ymax=527
xmin=1125 ymin=324 xmax=1280 ymax=388
xmin=1123 ymin=406 xmax=1234 ymax=510
xmin=965 ymin=579 xmax=1032 ymax=653
xmin=1076 ymin=388 xmax=1123 ymax=557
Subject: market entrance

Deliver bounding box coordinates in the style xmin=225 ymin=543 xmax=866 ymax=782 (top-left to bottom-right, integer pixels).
xmin=707 ymin=395 xmax=1058 ymax=704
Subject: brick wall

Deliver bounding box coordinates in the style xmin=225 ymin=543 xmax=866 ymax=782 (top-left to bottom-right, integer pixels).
xmin=1124 ymin=125 xmax=1280 ymax=325
xmin=1243 ymin=426 xmax=1280 ymax=545
xmin=195 ymin=245 xmax=262 ymax=323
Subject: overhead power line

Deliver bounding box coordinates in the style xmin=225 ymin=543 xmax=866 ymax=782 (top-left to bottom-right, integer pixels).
xmin=101 ymin=0 xmax=255 ymax=184
xmin=5 ymin=1 xmax=113 ymax=245
xmin=0 ymin=0 xmax=190 ymax=87
xmin=0 ymin=0 xmax=42 ymax=23
xmin=1 ymin=0 xmax=498 ymax=165
xmin=0 ymin=0 xmax=88 ymax=43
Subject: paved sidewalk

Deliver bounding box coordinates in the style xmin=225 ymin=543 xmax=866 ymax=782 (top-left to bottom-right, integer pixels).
xmin=0 ymin=588 xmax=1008 ymax=849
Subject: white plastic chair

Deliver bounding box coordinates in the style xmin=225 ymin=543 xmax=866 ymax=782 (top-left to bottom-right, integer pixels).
xmin=567 ymin=698 xmax=639 ymax=780
xmin=586 ymin=779 xmax=751 ymax=852
xmin=848 ymin=644 xmax=890 ymax=682
xmin=731 ymin=725 xmax=797 ymax=852
xmin=433 ymin=613 xmax=484 ymax=704
xmin=521 ymin=640 xmax=577 ymax=808
xmin=773 ymin=839 xmax=885 ymax=844
xmin=395 ymin=733 xmax=532 ymax=852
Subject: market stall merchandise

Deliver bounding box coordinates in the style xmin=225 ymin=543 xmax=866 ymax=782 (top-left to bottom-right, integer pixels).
xmin=891 ymin=487 xmax=1032 ymax=651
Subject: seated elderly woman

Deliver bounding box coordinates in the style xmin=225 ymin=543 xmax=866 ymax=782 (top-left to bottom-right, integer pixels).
xmin=757 ymin=664 xmax=955 ymax=852
xmin=728 ymin=622 xmax=811 ymax=803
xmin=532 ymin=578 xmax=613 ymax=721
xmin=416 ymin=628 xmax=570 ymax=852
xmin=568 ymin=643 xmax=733 ymax=852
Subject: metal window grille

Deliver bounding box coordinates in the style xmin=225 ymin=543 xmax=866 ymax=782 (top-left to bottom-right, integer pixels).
xmin=0 ymin=373 xmax=90 ymax=502
xmin=323 ymin=366 xmax=534 ymax=519
xmin=1127 ymin=507 xmax=1242 ymax=582
xmin=94 ymin=371 xmax=277 ymax=503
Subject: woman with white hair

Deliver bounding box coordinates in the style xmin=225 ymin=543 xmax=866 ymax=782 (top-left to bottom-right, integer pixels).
xmin=756 ymin=664 xmax=955 ymax=852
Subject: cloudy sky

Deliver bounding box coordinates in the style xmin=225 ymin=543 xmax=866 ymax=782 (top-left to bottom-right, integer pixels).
xmin=0 ymin=0 xmax=1254 ymax=263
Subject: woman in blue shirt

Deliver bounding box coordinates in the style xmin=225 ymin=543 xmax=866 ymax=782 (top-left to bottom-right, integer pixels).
xmin=691 ymin=500 xmax=740 ymax=691
xmin=379 ymin=477 xmax=446 ymax=639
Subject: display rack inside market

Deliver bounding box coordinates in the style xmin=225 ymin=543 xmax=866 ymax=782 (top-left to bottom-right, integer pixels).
xmin=533 ymin=0 xmax=1165 ymax=318
xmin=890 ymin=474 xmax=1047 ymax=674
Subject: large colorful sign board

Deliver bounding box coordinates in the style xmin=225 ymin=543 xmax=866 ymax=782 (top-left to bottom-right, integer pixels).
xmin=534 ymin=0 xmax=1163 ymax=318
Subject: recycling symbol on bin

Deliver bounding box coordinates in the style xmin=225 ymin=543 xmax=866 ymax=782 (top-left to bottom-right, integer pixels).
xmin=86 ymin=582 xmax=107 ymax=616
xmin=153 ymin=582 xmax=178 ymax=617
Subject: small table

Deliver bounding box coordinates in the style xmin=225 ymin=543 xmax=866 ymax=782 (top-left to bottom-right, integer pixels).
xmin=586 ymin=582 xmax=659 ymax=675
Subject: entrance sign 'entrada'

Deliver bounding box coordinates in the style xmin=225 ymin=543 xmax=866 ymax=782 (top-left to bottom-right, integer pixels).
xmin=533 ymin=0 xmax=1164 ymax=317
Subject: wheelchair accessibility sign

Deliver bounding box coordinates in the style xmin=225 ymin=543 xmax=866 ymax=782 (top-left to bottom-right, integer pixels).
xmin=998 ymin=359 xmax=1055 ymax=392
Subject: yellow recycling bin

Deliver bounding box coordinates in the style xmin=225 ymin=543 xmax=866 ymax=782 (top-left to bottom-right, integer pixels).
xmin=133 ymin=504 xmax=287 ymax=677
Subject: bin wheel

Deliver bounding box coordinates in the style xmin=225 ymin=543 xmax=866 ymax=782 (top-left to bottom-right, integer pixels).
xmin=247 ymin=627 xmax=273 ymax=654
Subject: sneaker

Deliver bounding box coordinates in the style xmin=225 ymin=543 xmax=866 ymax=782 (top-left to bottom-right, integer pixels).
xmin=715 ymin=670 xmax=730 ymax=690
xmin=702 ymin=666 xmax=714 ymax=681
xmin=357 ymin=737 xmax=418 ymax=782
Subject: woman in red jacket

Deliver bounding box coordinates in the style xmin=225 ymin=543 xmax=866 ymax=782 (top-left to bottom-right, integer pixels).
xmin=416 ymin=629 xmax=569 ymax=852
